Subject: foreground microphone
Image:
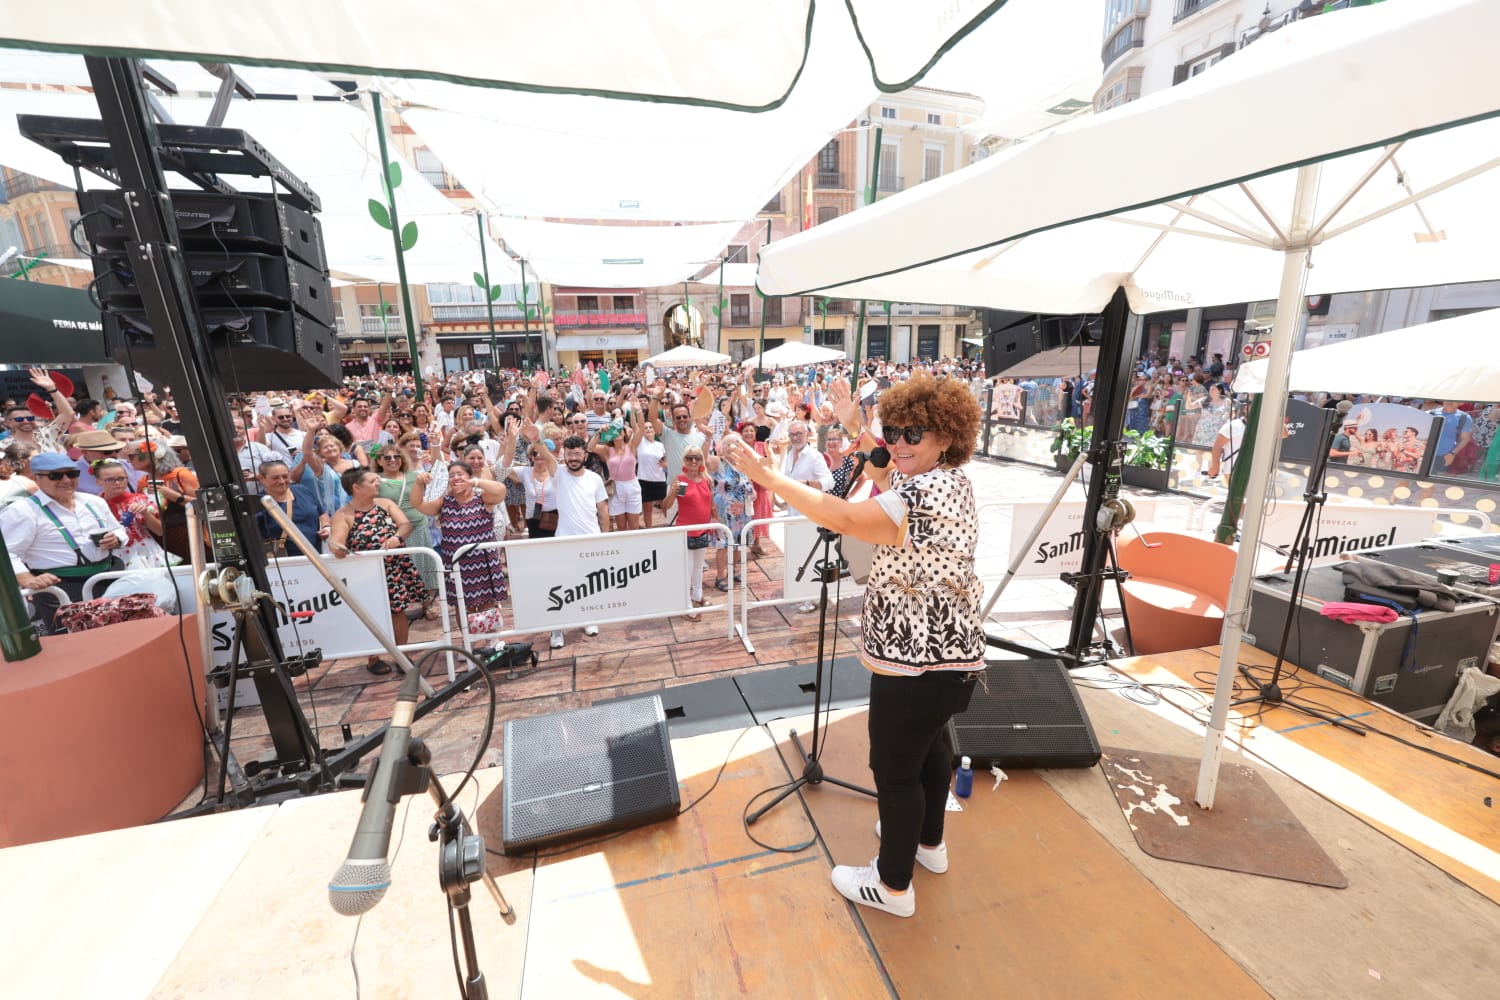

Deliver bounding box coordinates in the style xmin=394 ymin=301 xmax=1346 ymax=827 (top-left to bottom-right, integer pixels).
xmin=328 ymin=665 xmax=423 ymax=915
xmin=868 ymin=445 xmax=891 ymax=469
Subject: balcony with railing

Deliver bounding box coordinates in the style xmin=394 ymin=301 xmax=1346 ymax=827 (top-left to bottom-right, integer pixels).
xmin=876 ymin=175 xmax=905 ymax=194
xmin=360 ymin=316 xmax=404 ymax=335
xmin=815 ymin=170 xmax=845 ymax=189
xmin=1102 ymin=16 xmax=1145 ymax=69
xmin=2 ymin=174 xmax=68 ymax=200
xmin=0 ymin=243 xmax=78 ymax=276
xmin=554 ymin=309 xmax=646 ymax=329
xmin=1173 ymin=0 xmax=1222 ymax=23
xmin=429 ymin=303 xmax=527 ymax=322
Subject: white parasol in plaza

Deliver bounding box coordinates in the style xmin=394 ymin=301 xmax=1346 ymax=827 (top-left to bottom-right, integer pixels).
xmin=644 ymin=344 xmax=732 ymax=368
xmin=740 ymin=342 xmax=846 ymax=370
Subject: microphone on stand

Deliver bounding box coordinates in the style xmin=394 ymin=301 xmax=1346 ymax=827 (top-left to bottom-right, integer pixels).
xmin=328 ymin=664 xmax=423 ymax=915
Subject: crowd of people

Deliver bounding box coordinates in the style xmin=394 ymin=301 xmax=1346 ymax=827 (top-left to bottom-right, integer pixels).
xmin=0 ymin=357 xmax=987 ymax=647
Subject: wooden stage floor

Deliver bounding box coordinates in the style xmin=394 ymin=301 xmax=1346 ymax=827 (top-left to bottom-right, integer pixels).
xmin=2 ymin=645 xmax=1496 ymax=999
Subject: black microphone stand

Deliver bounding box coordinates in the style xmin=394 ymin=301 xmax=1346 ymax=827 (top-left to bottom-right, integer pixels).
xmin=387 ymin=737 xmax=515 ymax=1000
xmin=1231 ymin=408 xmax=1365 ymax=735
xmin=747 ymin=458 xmax=876 ymax=826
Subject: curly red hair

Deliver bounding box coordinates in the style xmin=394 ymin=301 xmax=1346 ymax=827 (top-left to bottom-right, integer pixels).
xmin=876 ymin=373 xmax=980 ymax=467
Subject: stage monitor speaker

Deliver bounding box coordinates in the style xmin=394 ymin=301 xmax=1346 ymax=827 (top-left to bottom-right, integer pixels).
xmin=947 ymin=658 xmax=1101 ymax=768
xmin=105 ymin=307 xmax=338 ymax=390
xmin=502 ymin=694 xmax=680 ymax=854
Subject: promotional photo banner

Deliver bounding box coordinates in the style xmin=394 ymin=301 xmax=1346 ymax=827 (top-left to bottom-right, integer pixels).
xmin=1009 ymin=501 xmax=1158 ymax=579
xmin=1260 ymin=503 xmax=1437 ymax=569
xmin=507 ymin=531 xmax=683 ymax=630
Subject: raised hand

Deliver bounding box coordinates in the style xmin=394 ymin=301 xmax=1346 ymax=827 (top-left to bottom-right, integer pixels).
xmin=28 ymin=367 xmax=56 ymax=392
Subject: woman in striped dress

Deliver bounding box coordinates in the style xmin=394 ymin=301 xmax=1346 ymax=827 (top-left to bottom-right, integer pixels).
xmin=414 ymin=460 xmax=510 ymax=615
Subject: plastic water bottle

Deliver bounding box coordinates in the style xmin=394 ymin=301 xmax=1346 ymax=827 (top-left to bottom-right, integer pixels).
xmin=954 ymin=756 xmax=974 ymax=799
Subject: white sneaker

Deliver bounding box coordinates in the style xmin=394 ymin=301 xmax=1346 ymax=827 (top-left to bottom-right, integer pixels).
xmin=797 ymin=601 xmax=818 ymax=614
xmin=830 ymin=856 xmax=915 ymax=918
xmin=875 ymin=820 xmax=948 ymax=874
xmin=549 ymin=630 xmax=565 ymax=650
xmin=583 ymin=625 xmax=599 ymax=637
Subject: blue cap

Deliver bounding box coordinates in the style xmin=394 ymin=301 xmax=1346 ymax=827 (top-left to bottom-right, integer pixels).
xmin=30 ymin=452 xmax=77 ymax=473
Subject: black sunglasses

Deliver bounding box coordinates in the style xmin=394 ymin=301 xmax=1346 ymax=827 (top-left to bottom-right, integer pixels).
xmin=43 ymin=469 xmax=82 ymax=481
xmin=881 ymin=426 xmax=928 ymax=445
xmin=11 ymin=415 xmax=36 ymax=423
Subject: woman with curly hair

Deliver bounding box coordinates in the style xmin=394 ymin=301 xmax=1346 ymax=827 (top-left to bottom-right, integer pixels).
xmin=722 ymin=372 xmax=983 ymax=921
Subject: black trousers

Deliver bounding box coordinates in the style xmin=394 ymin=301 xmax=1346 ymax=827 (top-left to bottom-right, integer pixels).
xmin=866 ymin=669 xmax=979 ymax=891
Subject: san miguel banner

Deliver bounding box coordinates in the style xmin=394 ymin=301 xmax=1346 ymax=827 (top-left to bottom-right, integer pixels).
xmin=1009 ymin=501 xmax=1157 ymax=578
xmin=508 ymin=531 xmax=684 ymax=630
xmin=1260 ymin=504 xmax=1437 ymax=568
xmin=130 ymin=555 xmax=394 ymax=663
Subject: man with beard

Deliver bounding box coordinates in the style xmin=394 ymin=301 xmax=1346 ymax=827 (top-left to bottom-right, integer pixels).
xmin=539 ymin=435 xmax=609 ymax=649
xmin=2 ymin=450 xmax=128 ymax=631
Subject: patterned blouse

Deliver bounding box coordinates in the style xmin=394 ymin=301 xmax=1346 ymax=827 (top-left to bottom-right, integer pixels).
xmin=860 ymin=466 xmax=984 ymax=675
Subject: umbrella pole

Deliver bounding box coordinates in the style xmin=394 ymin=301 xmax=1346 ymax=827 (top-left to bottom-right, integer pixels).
xmin=1196 ymin=164 xmax=1320 ymax=809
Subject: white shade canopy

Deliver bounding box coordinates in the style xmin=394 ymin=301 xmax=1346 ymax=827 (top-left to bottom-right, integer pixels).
xmin=741 ymin=342 xmax=845 ymax=370
xmin=1235 ymin=309 xmax=1500 ymax=403
xmin=0 ymin=88 xmax=519 ymax=286
xmin=0 ymin=0 xmax=1001 ymax=111
xmin=497 ymin=218 xmax=743 ymax=289
xmin=644 ymin=345 xmax=732 ymax=368
xmin=756 ymin=0 xmax=1500 ymax=315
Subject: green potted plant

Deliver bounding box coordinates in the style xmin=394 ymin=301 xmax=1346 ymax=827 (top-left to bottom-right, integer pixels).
xmin=1051 ymin=418 xmax=1092 ymax=472
xmin=1122 ymin=427 xmax=1172 ymax=490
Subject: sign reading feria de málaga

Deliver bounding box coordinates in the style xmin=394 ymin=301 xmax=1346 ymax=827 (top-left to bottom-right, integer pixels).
xmin=1009 ymin=501 xmax=1158 ymax=578
xmin=507 ymin=530 xmax=685 ymax=629
xmin=1261 ymin=504 xmax=1438 ymax=568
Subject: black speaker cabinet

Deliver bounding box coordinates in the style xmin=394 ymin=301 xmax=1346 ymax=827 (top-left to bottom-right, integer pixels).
xmin=947 ymin=659 xmax=1101 ymax=768
xmin=502 ymin=695 xmax=680 ymax=854
xmin=79 ymin=189 xmax=326 ymax=268
xmin=105 ymin=307 xmax=339 ymax=390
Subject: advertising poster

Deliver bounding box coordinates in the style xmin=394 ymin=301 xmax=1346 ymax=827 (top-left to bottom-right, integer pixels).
xmin=1009 ymin=501 xmax=1157 ymax=578
xmin=1260 ymin=504 xmax=1438 ymax=568
xmin=508 ymin=531 xmax=686 ymax=629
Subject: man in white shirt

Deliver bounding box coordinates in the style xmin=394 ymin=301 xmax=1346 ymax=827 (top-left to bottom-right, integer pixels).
xmin=544 ymin=435 xmax=609 ymax=649
xmin=233 ymin=418 xmax=289 ymax=496
xmin=2 ymin=451 xmax=128 ymax=631
xmin=780 ymin=421 xmax=834 ymax=514
xmin=261 ymin=402 xmax=306 ymax=455
xmin=779 ymin=420 xmax=834 ymax=613
xmin=649 ymin=401 xmax=707 ymax=486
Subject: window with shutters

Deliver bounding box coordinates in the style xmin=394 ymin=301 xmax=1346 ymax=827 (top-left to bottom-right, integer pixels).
xmin=922 ymin=147 xmax=943 ymax=183
xmin=763 ymin=297 xmax=782 ymax=325
xmin=730 ymin=293 xmax=751 ymax=325
xmin=817 ymin=205 xmax=840 ymax=225
xmin=725 ymin=244 xmax=748 ymax=263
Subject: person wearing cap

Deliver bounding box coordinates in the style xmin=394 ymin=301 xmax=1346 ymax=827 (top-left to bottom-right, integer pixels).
xmin=3 ymin=368 xmax=75 ymax=455
xmin=68 ymin=429 xmax=142 ymax=495
xmin=1 ymin=450 xmax=128 ymax=632
xmin=1329 ymin=420 xmax=1359 ymax=463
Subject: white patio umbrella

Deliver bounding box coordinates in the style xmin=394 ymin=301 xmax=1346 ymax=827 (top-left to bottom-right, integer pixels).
xmin=740 ymin=342 xmax=846 ymax=370
xmin=645 ymin=345 xmax=733 ymax=368
xmin=756 ymin=0 xmax=1500 ymax=807
xmin=1235 ymin=308 xmax=1500 ymax=403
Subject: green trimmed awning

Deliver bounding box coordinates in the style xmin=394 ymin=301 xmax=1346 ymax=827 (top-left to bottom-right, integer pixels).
xmin=0 ymin=279 xmax=109 ymax=365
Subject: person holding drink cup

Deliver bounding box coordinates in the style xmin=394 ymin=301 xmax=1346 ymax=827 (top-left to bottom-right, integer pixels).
xmin=658 ymin=444 xmax=717 ymax=620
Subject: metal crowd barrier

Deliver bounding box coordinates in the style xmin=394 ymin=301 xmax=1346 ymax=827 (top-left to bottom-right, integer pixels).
xmin=734 ymin=515 xmax=867 ymax=654
xmin=83 ymin=546 xmax=459 ymax=681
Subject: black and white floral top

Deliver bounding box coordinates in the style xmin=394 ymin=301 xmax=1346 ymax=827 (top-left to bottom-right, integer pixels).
xmin=861 ymin=466 xmax=984 ymax=675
